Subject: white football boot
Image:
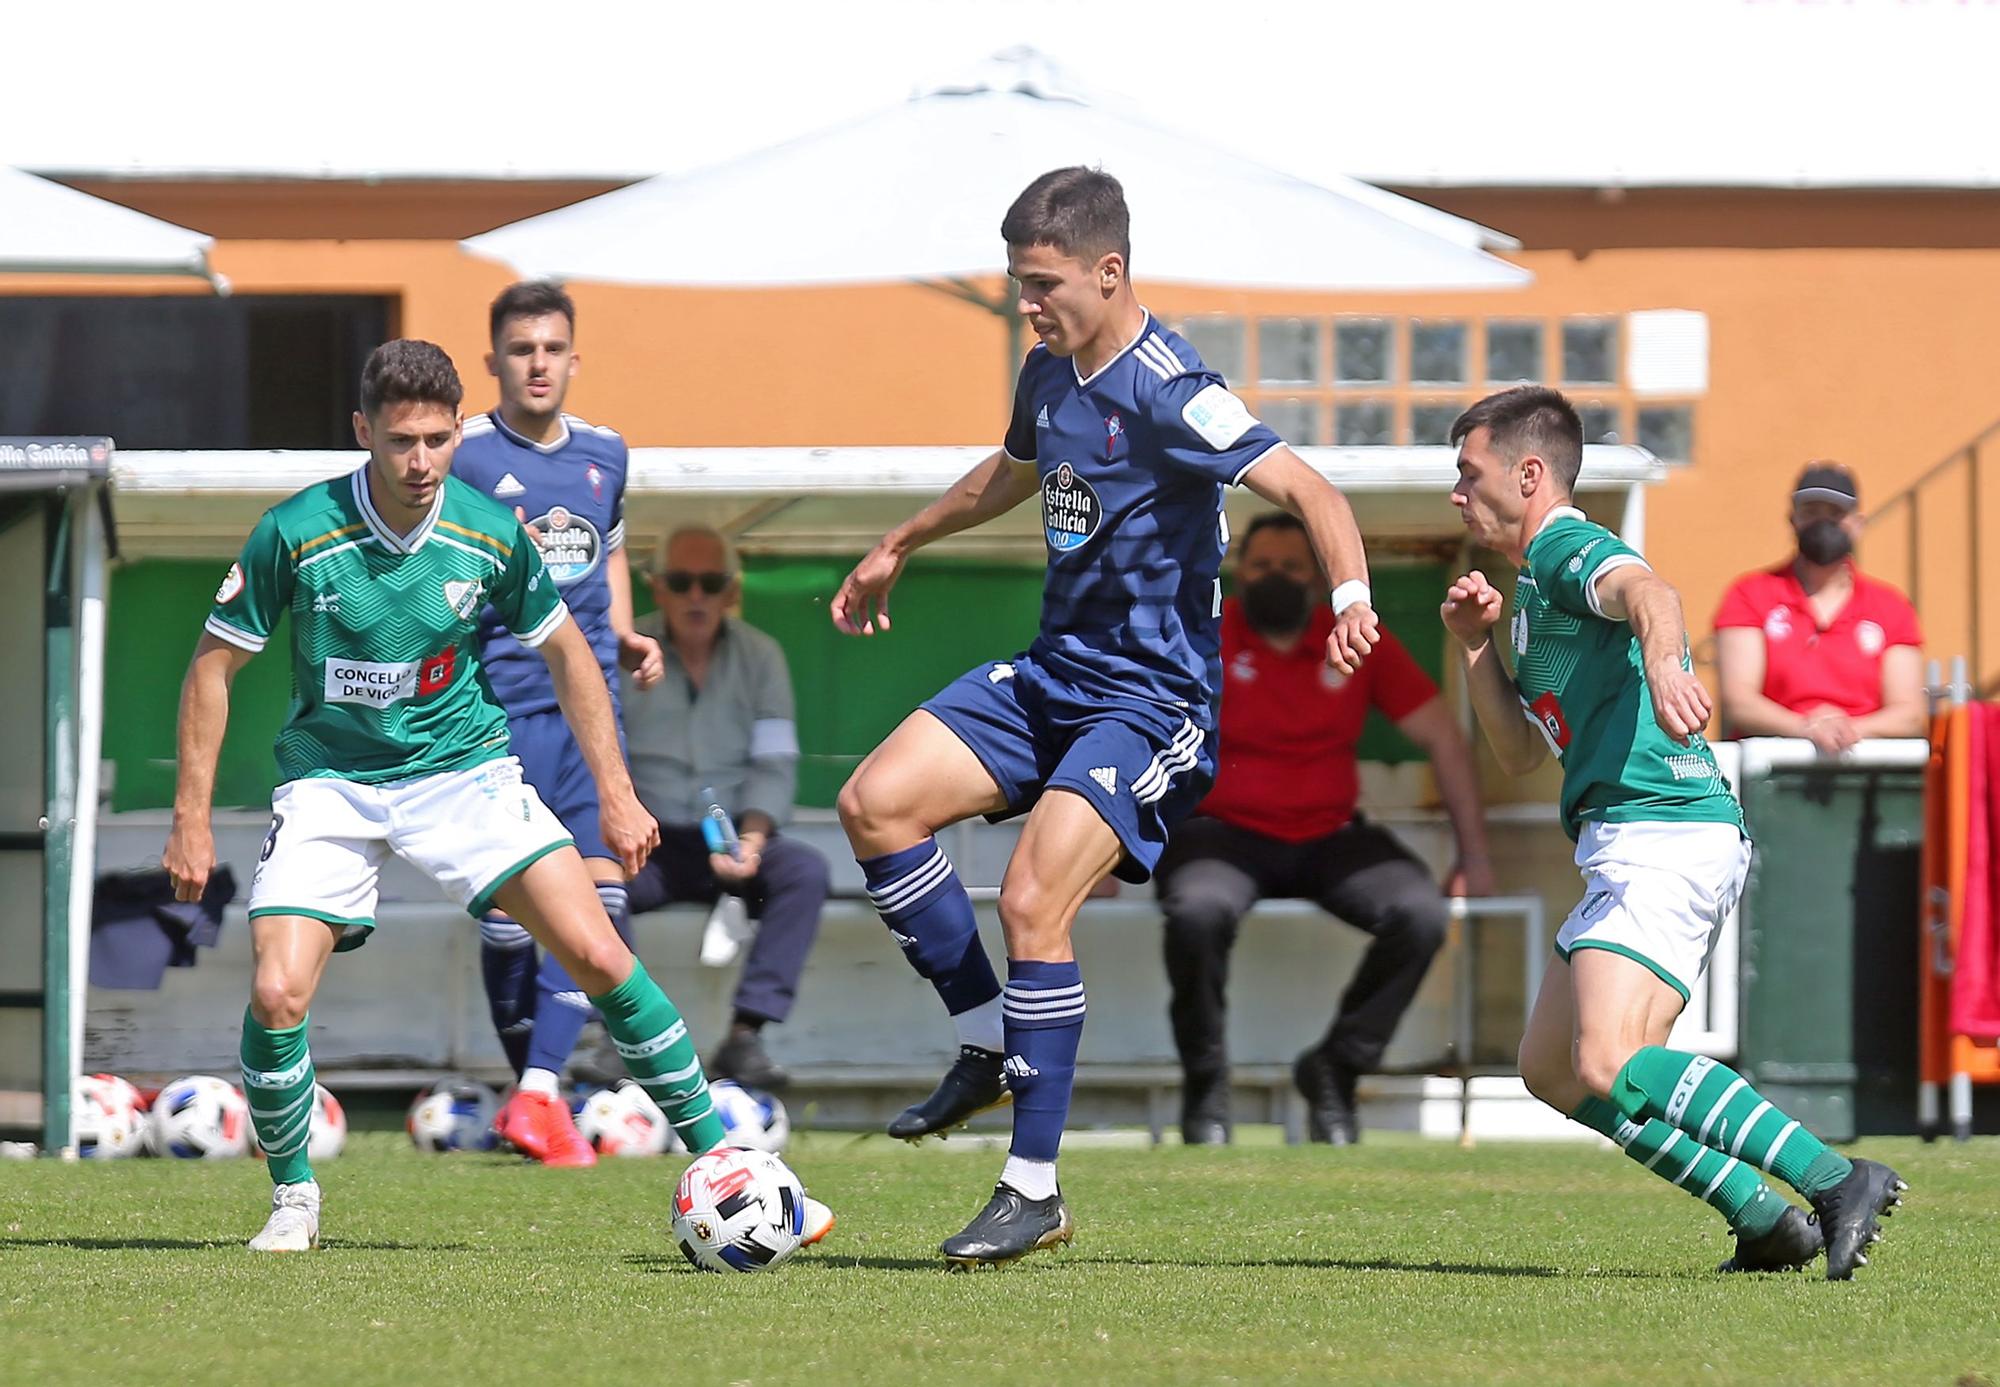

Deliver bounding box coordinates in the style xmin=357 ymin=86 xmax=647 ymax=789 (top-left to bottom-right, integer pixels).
xmin=248 ymin=1180 xmax=321 ymax=1252
xmin=802 ymin=1196 xmax=835 ymax=1247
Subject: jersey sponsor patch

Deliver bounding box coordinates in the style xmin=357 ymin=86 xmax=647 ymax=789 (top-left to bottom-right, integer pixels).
xmin=324 ymin=657 xmax=421 ymax=706
xmin=215 ymin=563 xmax=245 ymax=604
xmin=525 ymin=506 xmax=603 ymax=585
xmin=1042 ymin=461 xmax=1102 ymax=553
xmin=1181 ymin=383 xmax=1257 ymax=451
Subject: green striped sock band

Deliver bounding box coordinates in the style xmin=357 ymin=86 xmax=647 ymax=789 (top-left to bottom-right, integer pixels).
xmin=591 ymin=959 xmax=727 ymax=1153
xmin=1572 ymin=1096 xmax=1783 ymax=1236
xmin=240 ymin=1009 xmax=315 ymax=1188
xmin=1611 ymin=1047 xmax=1853 ymax=1197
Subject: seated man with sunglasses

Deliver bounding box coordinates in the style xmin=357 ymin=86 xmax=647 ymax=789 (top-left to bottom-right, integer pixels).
xmin=620 ymin=525 xmax=830 ymax=1090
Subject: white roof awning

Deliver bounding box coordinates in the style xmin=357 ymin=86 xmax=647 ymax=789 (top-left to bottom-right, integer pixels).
xmin=0 ymin=166 xmax=217 ymax=282
xmin=109 ymin=445 xmax=1662 ymax=560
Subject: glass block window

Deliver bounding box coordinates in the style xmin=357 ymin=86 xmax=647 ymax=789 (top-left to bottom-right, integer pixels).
xmin=1334 ymin=399 xmax=1395 ymax=447
xmin=1577 ymin=403 xmax=1622 ymax=444
xmin=1562 ymin=319 xmax=1618 ymax=385
xmin=1258 ymin=317 xmax=1321 ymax=386
xmin=1334 ymin=318 xmax=1394 ymax=385
xmin=1486 ymin=321 xmax=1544 ymax=383
xmin=1637 ymin=405 xmax=1694 ymax=462
xmin=1410 ymin=320 xmax=1468 ymax=385
xmin=1178 ymin=316 xmax=1245 ymax=383
xmin=1410 ymin=401 xmax=1464 ymax=446
xmin=1257 ymin=397 xmax=1321 ymax=447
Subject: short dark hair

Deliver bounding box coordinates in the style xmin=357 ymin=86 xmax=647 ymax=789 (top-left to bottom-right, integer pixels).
xmin=489 ymin=279 xmax=576 ymax=343
xmin=359 ymin=339 xmax=463 ymax=418
xmin=1450 ymin=386 xmax=1584 ymax=491
xmin=1238 ymin=510 xmax=1306 ymax=559
xmin=1001 ymin=166 xmax=1131 ymax=265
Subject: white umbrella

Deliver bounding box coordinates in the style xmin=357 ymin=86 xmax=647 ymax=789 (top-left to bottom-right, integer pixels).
xmin=0 ymin=165 xmax=217 ymax=282
xmin=464 ymin=47 xmax=1527 ymax=294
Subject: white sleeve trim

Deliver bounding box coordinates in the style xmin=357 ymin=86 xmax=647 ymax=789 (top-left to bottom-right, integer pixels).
xmin=1002 ymin=446 xmax=1035 ymax=465
xmin=515 ymin=601 xmax=571 ymax=649
xmin=749 ymin=717 xmax=800 ymax=760
xmin=1230 ymin=441 xmax=1285 ymax=487
xmin=1584 ymin=553 xmax=1652 ymax=619
xmin=204 ymin=614 xmax=267 ymax=652
xmin=607 ymin=520 xmax=627 ymax=552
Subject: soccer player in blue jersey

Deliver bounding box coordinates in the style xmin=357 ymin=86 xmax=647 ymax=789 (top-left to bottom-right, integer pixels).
xmin=832 ymin=167 xmax=1380 ymax=1267
xmin=452 ymin=281 xmax=665 ymax=1166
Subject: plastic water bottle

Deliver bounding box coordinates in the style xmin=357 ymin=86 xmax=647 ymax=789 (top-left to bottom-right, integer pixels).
xmin=699 ymin=786 xmax=741 ymax=860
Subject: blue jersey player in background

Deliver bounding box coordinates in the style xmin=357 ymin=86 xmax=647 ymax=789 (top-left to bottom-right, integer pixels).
xmin=453 ymin=281 xmax=667 ymax=1167
xmin=832 ymin=167 xmax=1381 ymax=1267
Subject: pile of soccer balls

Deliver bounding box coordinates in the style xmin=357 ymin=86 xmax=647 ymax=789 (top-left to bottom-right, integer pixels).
xmin=71 ymin=1072 xmax=347 ymax=1161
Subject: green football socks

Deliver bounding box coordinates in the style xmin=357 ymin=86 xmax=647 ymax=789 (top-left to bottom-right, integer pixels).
xmin=240 ymin=1009 xmax=316 ymax=1188
xmin=1611 ymin=1047 xmax=1854 ymax=1198
xmin=591 ymin=959 xmax=727 ymax=1153
xmin=1571 ymin=1095 xmax=1786 ymax=1236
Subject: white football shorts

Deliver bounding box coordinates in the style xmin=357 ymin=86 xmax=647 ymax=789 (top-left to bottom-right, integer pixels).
xmin=1554 ymin=819 xmax=1751 ymax=1001
xmin=247 ymin=756 xmax=574 ymax=948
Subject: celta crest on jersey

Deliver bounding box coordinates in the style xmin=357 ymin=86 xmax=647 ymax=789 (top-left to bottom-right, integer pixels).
xmin=1043 ymin=461 xmax=1102 ymax=553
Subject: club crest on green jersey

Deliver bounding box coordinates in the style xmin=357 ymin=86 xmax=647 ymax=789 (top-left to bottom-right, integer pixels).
xmin=443 ymin=578 xmax=486 ymax=620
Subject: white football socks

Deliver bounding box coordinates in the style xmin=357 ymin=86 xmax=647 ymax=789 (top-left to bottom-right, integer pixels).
xmin=1001 ymin=1154 xmax=1058 ymax=1201
xmin=518 ymin=1067 xmax=561 ymax=1097
xmin=954 ymin=996 xmax=1005 ymax=1055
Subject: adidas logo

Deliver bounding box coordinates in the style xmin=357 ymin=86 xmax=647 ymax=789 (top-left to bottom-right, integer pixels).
xmin=888 ymin=929 xmax=917 ymax=948
xmin=1036 ymin=404 xmax=1050 ymax=427
xmin=988 ymin=663 xmax=1016 ymax=683
xmin=1002 ymin=1055 xmax=1039 ymax=1080
xmin=494 ymin=472 xmax=527 ymax=498
xmin=1089 ymin=766 xmax=1117 ymax=794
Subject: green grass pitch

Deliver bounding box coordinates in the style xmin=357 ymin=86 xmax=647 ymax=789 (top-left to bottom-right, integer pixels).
xmin=2 ymin=1132 xmax=1995 ymax=1386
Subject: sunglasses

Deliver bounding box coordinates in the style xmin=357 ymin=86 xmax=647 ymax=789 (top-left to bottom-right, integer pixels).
xmin=662 ymin=570 xmax=731 ymax=595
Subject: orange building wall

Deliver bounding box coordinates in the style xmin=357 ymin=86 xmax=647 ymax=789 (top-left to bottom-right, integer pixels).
xmin=17 ymin=183 xmax=2000 ymax=687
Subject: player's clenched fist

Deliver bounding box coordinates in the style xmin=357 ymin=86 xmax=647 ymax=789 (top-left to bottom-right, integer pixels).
xmin=1646 ymin=662 xmax=1713 ymax=745
xmin=600 ymin=792 xmax=661 ymax=879
xmin=1326 ymin=602 xmax=1379 ymax=675
xmin=1442 ymin=571 xmax=1506 ymax=650
xmin=162 ymin=819 xmax=215 ymax=904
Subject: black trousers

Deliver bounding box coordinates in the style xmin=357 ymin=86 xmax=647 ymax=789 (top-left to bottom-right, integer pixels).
xmin=1153 ymin=814 xmax=1449 ymax=1077
xmin=627 ymin=826 xmax=830 ymax=1025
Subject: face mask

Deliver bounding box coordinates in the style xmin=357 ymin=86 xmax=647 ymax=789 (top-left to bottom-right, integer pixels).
xmin=1241 ymin=573 xmax=1311 ymax=635
xmin=1796 ymin=518 xmax=1853 ymax=566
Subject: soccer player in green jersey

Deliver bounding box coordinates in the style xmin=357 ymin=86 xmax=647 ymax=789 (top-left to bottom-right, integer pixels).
xmin=1441 ymin=386 xmax=1905 ymax=1280
xmin=161 ymin=340 xmax=749 ymax=1252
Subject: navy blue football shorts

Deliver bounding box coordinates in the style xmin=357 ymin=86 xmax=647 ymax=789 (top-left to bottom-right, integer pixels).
xmin=922 ymin=654 xmax=1216 ymax=884
xmin=504 ymin=705 xmax=625 ymax=866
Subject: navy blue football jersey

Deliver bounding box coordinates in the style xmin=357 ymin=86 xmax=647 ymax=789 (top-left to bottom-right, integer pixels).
xmin=453 ymin=409 xmax=628 ymax=716
xmin=1001 ymin=314 xmax=1283 ymax=713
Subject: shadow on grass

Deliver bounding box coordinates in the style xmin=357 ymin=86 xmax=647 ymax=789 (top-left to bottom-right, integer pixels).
xmin=623 ymin=1252 xmax=946 ymax=1274
xmin=0 ymin=1236 xmax=471 ymax=1252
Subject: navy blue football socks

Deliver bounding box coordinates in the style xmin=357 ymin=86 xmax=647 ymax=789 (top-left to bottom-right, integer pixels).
xmin=478 ymin=917 xmax=538 ymax=1077
xmin=1002 ymin=958 xmax=1086 ymax=1163
xmin=862 ymin=839 xmax=1004 ymax=1030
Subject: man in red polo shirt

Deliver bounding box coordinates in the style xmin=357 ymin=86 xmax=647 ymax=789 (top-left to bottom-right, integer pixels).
xmin=1714 ymin=463 xmax=1924 ymax=755
xmin=1157 ymin=513 xmax=1493 ymax=1145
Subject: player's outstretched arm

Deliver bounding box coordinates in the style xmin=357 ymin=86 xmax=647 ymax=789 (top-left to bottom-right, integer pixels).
xmin=1241 ymin=447 xmax=1378 ymax=673
xmin=830 ymin=449 xmax=1038 ymax=636
xmin=1443 ymin=571 xmax=1548 ymax=777
xmin=164 ymin=635 xmax=255 ymax=903
xmin=539 ymin=617 xmax=659 ymax=875
xmin=1593 ymin=565 xmax=1711 ymax=744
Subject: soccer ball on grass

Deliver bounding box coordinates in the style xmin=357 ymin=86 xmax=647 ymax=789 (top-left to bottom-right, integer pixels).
xmin=671 ymin=1146 xmax=809 ymax=1273
xmin=148 ymin=1074 xmax=251 ymax=1159
xmin=405 ymin=1078 xmax=500 ymax=1152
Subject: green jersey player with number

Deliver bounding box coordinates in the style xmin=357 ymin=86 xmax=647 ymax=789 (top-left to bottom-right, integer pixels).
xmin=1441 ymin=386 xmax=1905 ymax=1281
xmin=160 ymin=340 xmax=786 ymax=1252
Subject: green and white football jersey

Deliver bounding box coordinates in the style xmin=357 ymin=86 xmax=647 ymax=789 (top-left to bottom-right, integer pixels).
xmin=1510 ymin=507 xmax=1742 ymax=842
xmin=205 ymin=467 xmax=568 ymax=785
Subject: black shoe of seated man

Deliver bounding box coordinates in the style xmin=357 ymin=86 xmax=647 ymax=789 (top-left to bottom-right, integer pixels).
xmin=1717 ymin=1205 xmax=1824 ymax=1273
xmin=1181 ymin=1071 xmax=1232 ymax=1146
xmin=1293 ymin=1047 xmax=1360 ymax=1145
xmin=941 ymin=1183 xmax=1074 ymax=1269
xmin=1808 ymin=1157 xmax=1907 ymax=1281
xmin=886 ymin=1046 xmax=1011 ymax=1141
xmin=709 ymin=1028 xmax=790 ymax=1092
